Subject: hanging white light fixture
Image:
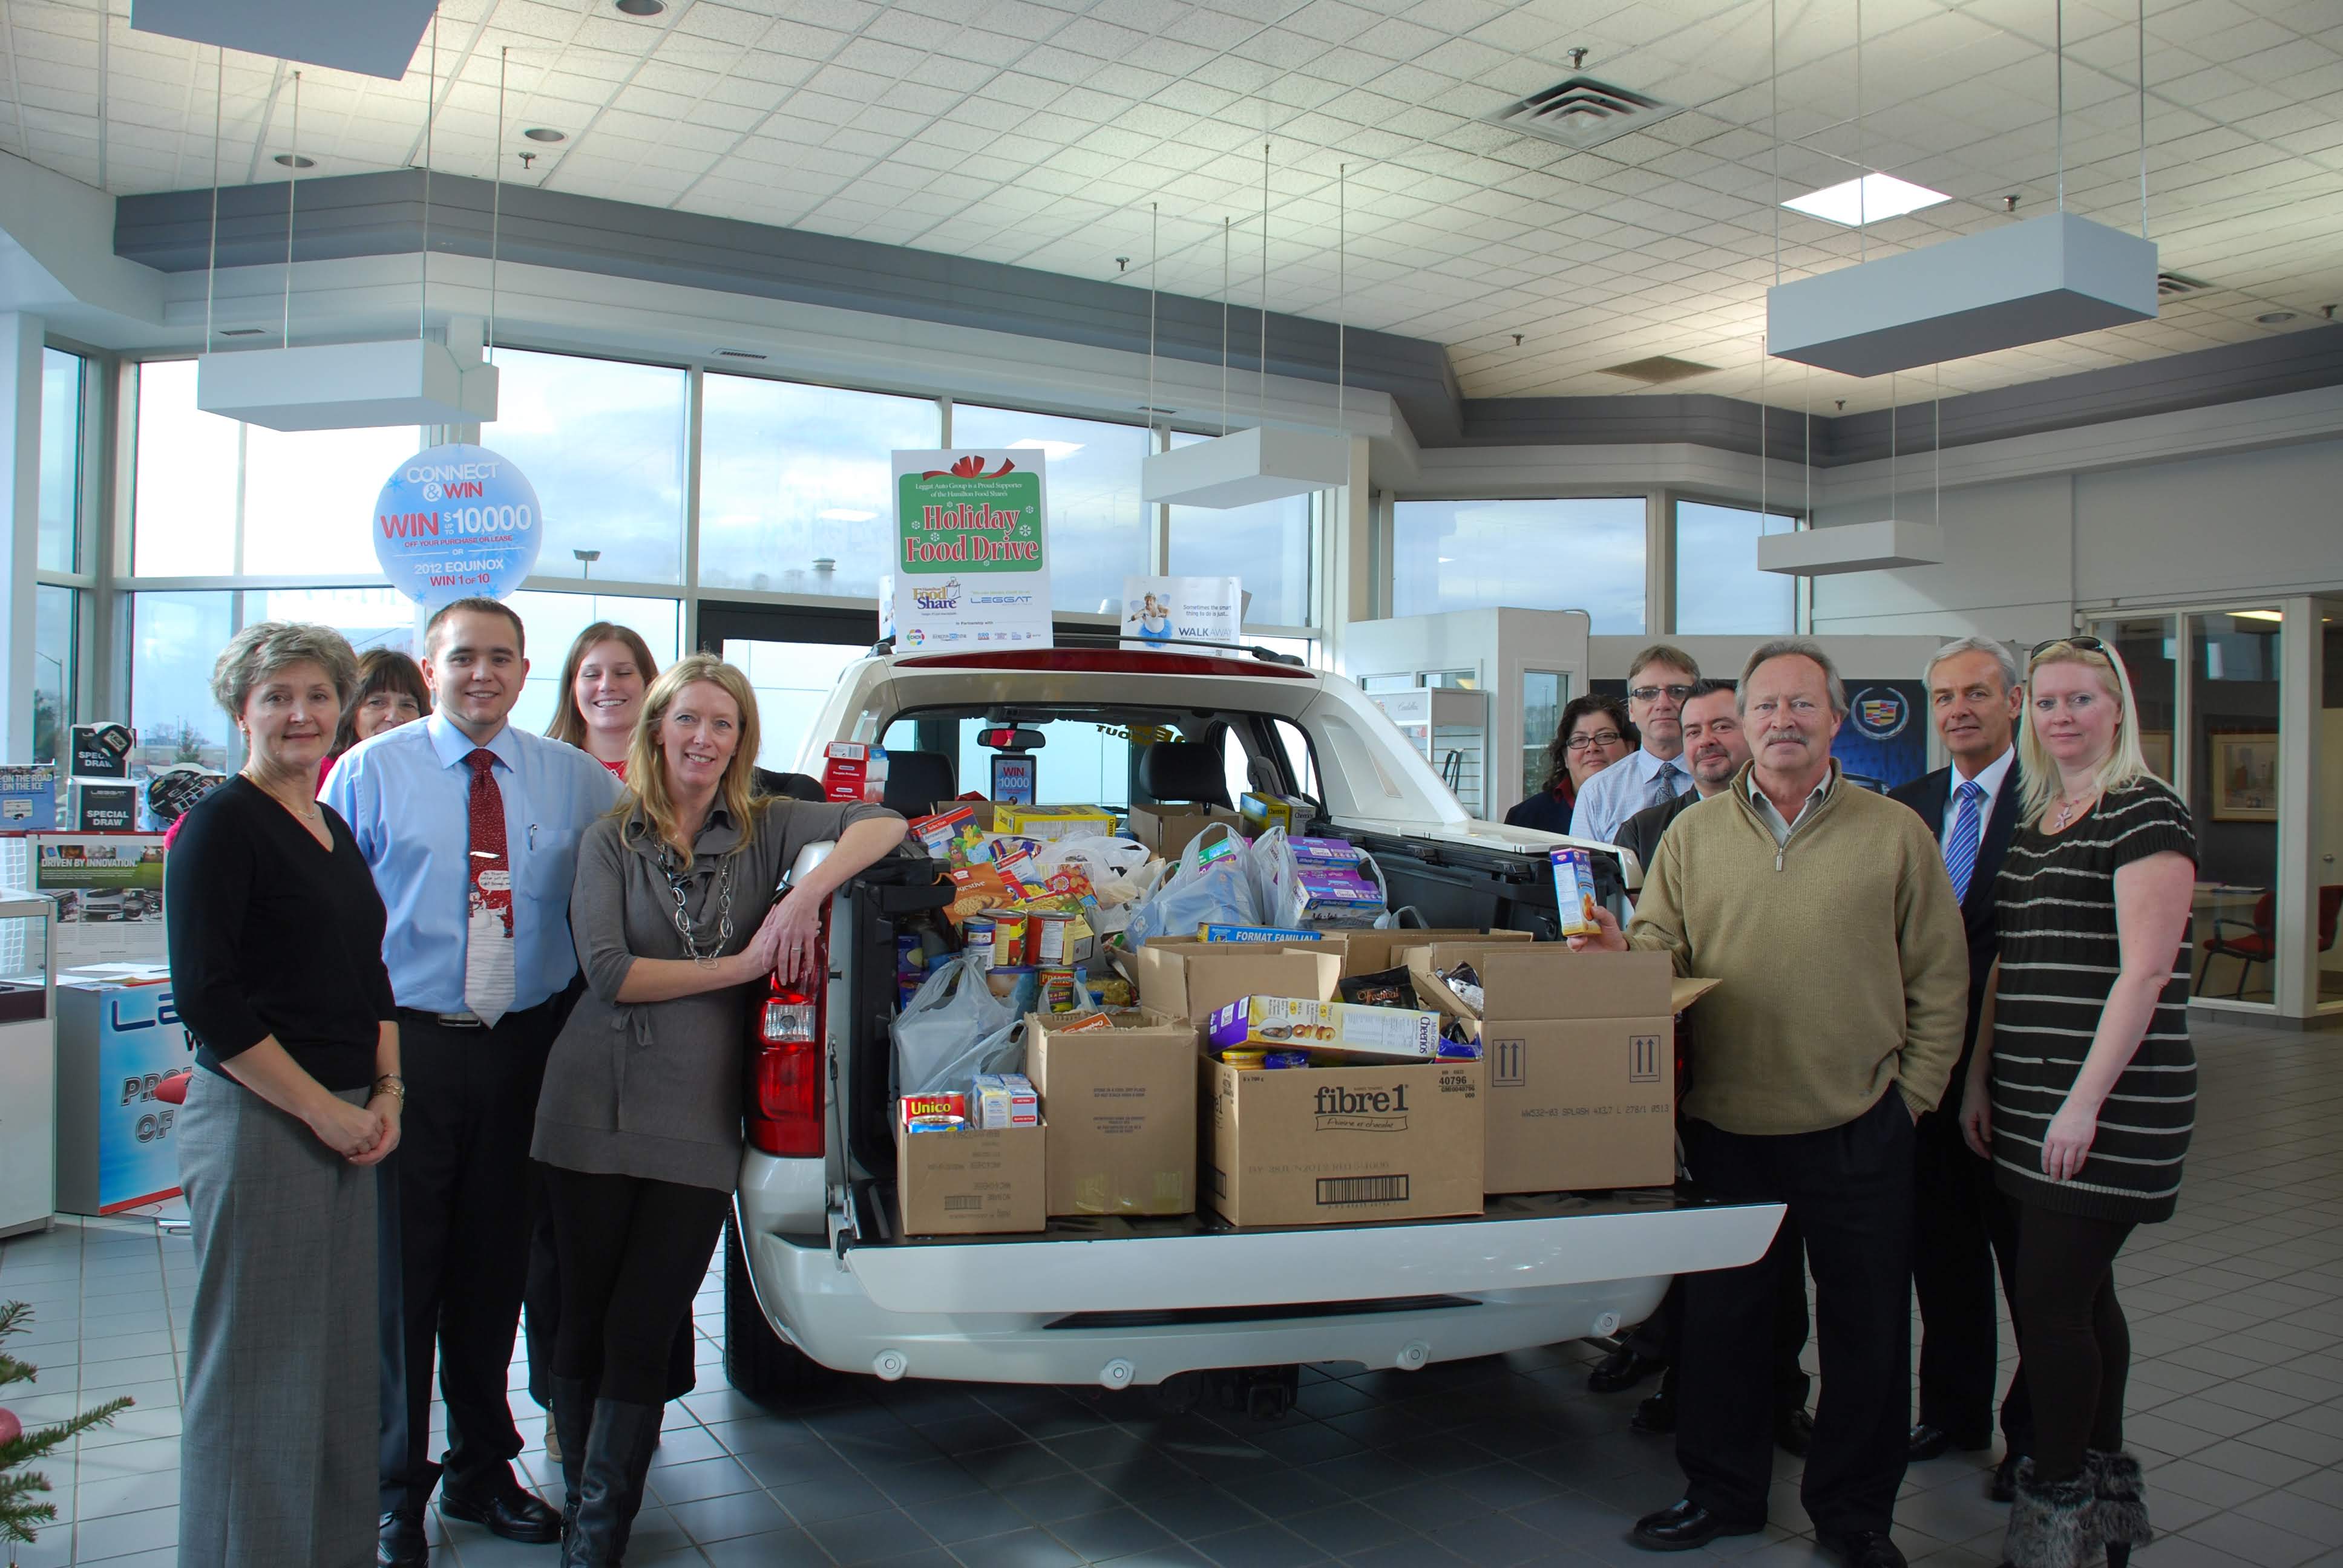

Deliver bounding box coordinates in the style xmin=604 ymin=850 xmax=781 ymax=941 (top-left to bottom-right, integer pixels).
xmin=197 ymin=16 xmax=500 ymax=431
xmin=1764 ymin=0 xmax=2155 ymax=377
xmin=1761 ymin=368 xmax=1946 ymax=575
xmin=1141 ymin=143 xmax=1348 ymax=509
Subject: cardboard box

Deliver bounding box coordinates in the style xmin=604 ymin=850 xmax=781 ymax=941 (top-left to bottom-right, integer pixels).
xmin=1405 ymin=944 xmax=1718 ymax=1195
xmin=1029 ymin=1010 xmax=1199 ymax=1217
xmin=821 ymin=742 xmax=888 ymax=804
xmin=1335 ymin=927 xmax=1531 ymax=978
xmin=896 ymin=1120 xmax=1046 ymax=1235
xmin=68 ymin=780 xmax=139 ymax=832
xmin=1133 ymin=940 xmax=1340 ymax=1025
xmin=993 ymin=803 xmax=1115 ymax=843
xmin=1127 ymin=803 xmax=1244 ymax=860
xmin=1208 ymin=996 xmax=1442 ymax=1060
xmin=69 ymin=722 xmax=135 ymax=780
xmin=1239 ymin=791 xmax=1310 ymax=837
xmin=1202 ymin=1052 xmax=1484 ymax=1226
xmin=0 ymin=764 xmax=59 ymax=829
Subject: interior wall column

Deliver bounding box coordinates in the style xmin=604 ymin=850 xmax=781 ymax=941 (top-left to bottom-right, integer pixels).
xmin=0 ymin=313 xmax=42 ymax=761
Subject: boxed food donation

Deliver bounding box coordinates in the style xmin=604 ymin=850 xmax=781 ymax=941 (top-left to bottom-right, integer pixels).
xmin=1126 ymin=803 xmax=1244 ymax=859
xmin=1132 ymin=940 xmax=1340 ymax=1025
xmin=1405 ymin=944 xmax=1719 ymax=1194
xmin=1207 ymin=996 xmax=1441 ymax=1060
xmin=1027 ymin=1010 xmax=1199 ymax=1217
xmin=895 ymin=1093 xmax=1046 ymax=1235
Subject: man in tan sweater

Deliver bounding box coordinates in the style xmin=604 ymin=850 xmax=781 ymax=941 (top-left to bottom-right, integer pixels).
xmin=1577 ymin=639 xmax=1967 ymax=1568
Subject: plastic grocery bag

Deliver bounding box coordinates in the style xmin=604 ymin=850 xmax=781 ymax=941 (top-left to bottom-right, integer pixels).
xmin=891 ymin=949 xmax=1017 ymax=1094
xmin=1036 ymin=835 xmax=1158 ymax=933
xmin=1246 ymin=825 xmax=1306 ymax=929
xmin=908 ymin=1016 xmax=1027 ymax=1102
xmin=1121 ymin=822 xmax=1262 ymax=949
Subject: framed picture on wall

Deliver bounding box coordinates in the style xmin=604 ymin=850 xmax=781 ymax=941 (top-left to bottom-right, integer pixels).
xmin=2140 ymin=730 xmax=2174 ymax=782
xmin=2209 ymin=732 xmax=2279 ymax=822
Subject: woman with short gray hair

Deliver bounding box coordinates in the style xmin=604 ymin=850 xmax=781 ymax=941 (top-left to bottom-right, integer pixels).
xmin=167 ymin=620 xmax=402 ymax=1568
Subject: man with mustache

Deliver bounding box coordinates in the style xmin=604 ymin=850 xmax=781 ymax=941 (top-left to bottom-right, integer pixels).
xmin=1575 ymin=640 xmax=1968 ymax=1568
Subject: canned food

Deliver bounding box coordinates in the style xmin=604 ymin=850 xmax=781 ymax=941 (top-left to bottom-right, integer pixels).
xmin=962 ymin=918 xmax=994 ymax=970
xmin=904 ymin=1114 xmax=966 ymax=1134
xmin=1039 ymin=966 xmax=1081 ymax=1012
xmin=989 ymin=913 xmax=1029 ymax=968
xmin=1220 ymin=1049 xmax=1267 ymax=1069
xmin=1028 ymin=911 xmax=1076 ymax=966
xmin=1263 ymin=1050 xmax=1310 ymax=1069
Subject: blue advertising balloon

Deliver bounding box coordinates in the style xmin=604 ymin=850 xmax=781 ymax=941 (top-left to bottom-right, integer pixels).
xmin=372 ymin=443 xmax=543 ymax=609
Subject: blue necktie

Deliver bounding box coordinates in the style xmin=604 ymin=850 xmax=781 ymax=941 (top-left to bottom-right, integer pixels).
xmin=1944 ymin=779 xmax=1985 ymax=903
xmin=1651 ymin=762 xmax=1686 ymax=809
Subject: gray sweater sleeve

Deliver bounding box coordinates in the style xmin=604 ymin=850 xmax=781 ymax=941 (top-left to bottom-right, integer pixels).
xmin=569 ymin=817 xmax=638 ymax=1005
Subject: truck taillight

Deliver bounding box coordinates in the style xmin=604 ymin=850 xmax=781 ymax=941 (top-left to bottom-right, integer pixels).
xmin=747 ymin=976 xmax=824 ymax=1158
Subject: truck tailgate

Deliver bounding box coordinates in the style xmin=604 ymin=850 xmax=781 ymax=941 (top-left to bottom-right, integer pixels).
xmin=844 ymin=1189 xmax=1782 ymax=1315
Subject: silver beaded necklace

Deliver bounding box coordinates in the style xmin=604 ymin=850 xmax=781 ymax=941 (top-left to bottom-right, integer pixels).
xmin=659 ymin=844 xmax=735 ymax=965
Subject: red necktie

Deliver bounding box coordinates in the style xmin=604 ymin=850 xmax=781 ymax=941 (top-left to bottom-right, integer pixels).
xmin=464 ymin=749 xmax=516 ymax=1024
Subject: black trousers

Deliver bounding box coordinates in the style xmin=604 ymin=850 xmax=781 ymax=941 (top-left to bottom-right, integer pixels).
xmin=378 ymin=1001 xmax=562 ymax=1513
xmin=1912 ymin=1103 xmax=2030 ymax=1449
xmin=1679 ymin=1094 xmax=1915 ymax=1537
xmin=1626 ymin=1217 xmax=1813 ymax=1413
xmin=543 ymin=1166 xmax=730 ymax=1407
xmin=523 ymin=1167 xmax=698 ymax=1410
xmin=2011 ymin=1202 xmax=2134 ymax=1483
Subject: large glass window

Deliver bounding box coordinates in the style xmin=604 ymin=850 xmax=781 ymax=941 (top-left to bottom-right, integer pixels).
xmin=952 ymin=405 xmax=1149 ymax=615
xmin=505 ymin=590 xmax=682 ymax=737
xmin=243 ymin=587 xmax=419 ymax=657
xmin=244 ymin=423 xmax=424 ymax=577
xmin=1392 ymin=498 xmax=1646 ymax=633
xmin=482 ymin=350 xmax=687 ymax=586
xmin=725 ymin=637 xmax=873 ymax=774
xmin=39 ymin=348 xmax=82 ymax=572
xmin=698 ymin=375 xmax=939 ymax=598
xmin=132 ymin=360 xmax=240 ymax=576
xmin=1676 ymin=501 xmax=1797 ymax=635
xmin=34 ymin=585 xmax=75 ymax=764
xmin=130 ymin=591 xmax=235 ymax=777
xmin=1166 ymin=431 xmax=1314 ymax=627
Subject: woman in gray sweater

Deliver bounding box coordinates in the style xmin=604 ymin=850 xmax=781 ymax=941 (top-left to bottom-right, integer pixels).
xmin=532 ymin=653 xmax=903 ymax=1564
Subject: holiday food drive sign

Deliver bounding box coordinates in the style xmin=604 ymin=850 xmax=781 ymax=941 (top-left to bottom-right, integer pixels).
xmin=885 ymin=449 xmax=1051 ymax=648
xmin=372 ymin=443 xmax=544 ymax=610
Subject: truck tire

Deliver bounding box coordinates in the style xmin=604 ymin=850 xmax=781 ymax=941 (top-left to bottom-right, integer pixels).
xmin=723 ymin=1215 xmax=836 ymax=1403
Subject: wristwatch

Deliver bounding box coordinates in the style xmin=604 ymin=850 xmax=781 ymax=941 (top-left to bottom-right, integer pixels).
xmin=373 ymin=1074 xmax=407 ymax=1106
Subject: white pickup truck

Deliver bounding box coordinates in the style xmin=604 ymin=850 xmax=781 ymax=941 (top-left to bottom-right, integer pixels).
xmin=724 ymin=640 xmax=1781 ymax=1411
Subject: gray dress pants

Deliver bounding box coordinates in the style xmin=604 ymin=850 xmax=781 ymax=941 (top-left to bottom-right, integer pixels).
xmin=177 ymin=1071 xmax=377 ymax=1568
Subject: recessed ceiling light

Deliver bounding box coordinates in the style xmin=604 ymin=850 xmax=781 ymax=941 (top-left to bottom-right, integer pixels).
xmin=1782 ymin=172 xmax=1951 ymax=227
xmin=615 ymin=0 xmax=665 ymax=13
xmin=272 ymin=153 xmax=315 ymax=169
xmin=523 ymin=127 xmax=566 ymax=143
xmin=2256 ymin=311 xmax=2297 ymax=325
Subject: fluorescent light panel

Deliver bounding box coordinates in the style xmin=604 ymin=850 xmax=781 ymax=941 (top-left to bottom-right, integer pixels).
xmin=1783 ymin=172 xmax=1950 ymax=227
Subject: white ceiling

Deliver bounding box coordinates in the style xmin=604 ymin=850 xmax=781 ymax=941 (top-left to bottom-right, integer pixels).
xmin=2 ymin=0 xmax=2339 ymax=414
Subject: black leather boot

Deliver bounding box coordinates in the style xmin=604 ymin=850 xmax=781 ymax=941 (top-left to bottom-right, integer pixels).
xmin=563 ymin=1399 xmax=662 ymax=1567
xmin=547 ymin=1376 xmax=594 ymax=1548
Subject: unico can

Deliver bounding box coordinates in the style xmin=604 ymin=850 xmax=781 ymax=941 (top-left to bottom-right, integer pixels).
xmin=1027 ymin=911 xmax=1075 ymax=966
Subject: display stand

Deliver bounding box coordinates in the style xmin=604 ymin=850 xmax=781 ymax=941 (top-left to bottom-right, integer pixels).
xmin=0 ymin=894 xmax=58 ymax=1237
xmin=1368 ymin=688 xmax=1493 ymax=817
xmin=55 ymin=966 xmax=188 ymax=1216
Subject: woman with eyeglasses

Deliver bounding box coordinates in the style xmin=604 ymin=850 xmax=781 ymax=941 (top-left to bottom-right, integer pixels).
xmin=1959 ymin=636 xmax=2195 ymax=1568
xmin=1506 ymin=694 xmax=1637 ymax=833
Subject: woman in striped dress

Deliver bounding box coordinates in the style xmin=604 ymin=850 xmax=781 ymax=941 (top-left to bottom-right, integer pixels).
xmin=1959 ymin=636 xmax=2197 ymax=1568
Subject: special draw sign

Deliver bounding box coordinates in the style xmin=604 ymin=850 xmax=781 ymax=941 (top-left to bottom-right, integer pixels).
xmin=886 ymin=449 xmax=1052 ymax=649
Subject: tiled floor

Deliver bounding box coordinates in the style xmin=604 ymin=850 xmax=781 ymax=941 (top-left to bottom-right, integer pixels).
xmin=4 ymin=1011 xmax=2341 ymax=1567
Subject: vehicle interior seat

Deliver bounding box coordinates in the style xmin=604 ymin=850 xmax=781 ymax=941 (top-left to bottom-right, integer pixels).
xmin=882 ymin=750 xmax=957 ymax=816
xmin=1136 ymin=740 xmax=1233 ymax=810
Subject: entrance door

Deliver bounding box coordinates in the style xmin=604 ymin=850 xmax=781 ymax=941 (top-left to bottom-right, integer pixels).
xmin=696 ymin=602 xmax=877 ymax=776
xmin=2321 ymin=599 xmax=2343 ymax=1009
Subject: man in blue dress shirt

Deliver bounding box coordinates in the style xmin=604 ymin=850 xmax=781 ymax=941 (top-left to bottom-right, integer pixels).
xmin=324 ymin=598 xmax=620 ymax=1566
xmin=1569 ymin=644 xmax=1703 ymax=845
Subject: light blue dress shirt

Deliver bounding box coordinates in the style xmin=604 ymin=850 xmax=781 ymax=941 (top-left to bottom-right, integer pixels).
xmin=1567 ymin=747 xmax=1688 ymax=846
xmin=321 ymin=711 xmax=622 ymax=1015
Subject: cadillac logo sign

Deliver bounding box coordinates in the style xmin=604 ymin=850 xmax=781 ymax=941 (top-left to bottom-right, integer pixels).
xmin=1850 ymin=687 xmax=1910 ymax=742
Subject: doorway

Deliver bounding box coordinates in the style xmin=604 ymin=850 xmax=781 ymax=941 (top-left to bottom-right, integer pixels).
xmin=2319 ymin=599 xmax=2343 ymax=1010
xmin=695 ymin=602 xmax=877 ymax=775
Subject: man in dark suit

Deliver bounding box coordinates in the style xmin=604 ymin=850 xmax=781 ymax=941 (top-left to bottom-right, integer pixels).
xmin=1594 ymin=684 xmax=1814 ymax=1452
xmin=1889 ymin=637 xmax=2028 ymax=1498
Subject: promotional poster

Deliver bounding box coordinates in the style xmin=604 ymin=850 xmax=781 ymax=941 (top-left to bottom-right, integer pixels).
xmin=36 ymin=835 xmax=167 ymax=965
xmin=59 ymin=976 xmax=189 ymax=1215
xmin=1832 ymin=680 xmax=1930 ymax=792
xmin=1120 ymin=575 xmax=1243 ymax=653
xmin=372 ymin=443 xmax=545 ymax=610
xmin=885 ymin=449 xmax=1052 ymax=650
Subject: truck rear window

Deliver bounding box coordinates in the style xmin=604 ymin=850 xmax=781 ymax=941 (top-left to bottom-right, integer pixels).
xmin=876 ymin=706 xmax=1317 ymax=809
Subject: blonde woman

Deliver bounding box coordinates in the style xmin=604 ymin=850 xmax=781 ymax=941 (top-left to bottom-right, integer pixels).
xmin=531 ymin=654 xmax=903 ymax=1564
xmin=1959 ymin=636 xmax=2195 ymax=1568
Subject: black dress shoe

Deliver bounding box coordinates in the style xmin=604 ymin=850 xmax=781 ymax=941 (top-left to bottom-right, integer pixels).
xmin=1989 ymin=1450 xmax=2024 ymax=1503
xmin=1630 ymin=1498 xmax=1763 ymax=1552
xmin=377 ymin=1510 xmax=428 ymax=1567
xmin=1908 ymin=1422 xmax=1990 ymax=1462
xmin=1631 ymin=1389 xmax=1677 ymax=1436
xmin=1815 ymin=1527 xmax=1907 ymax=1568
xmin=1774 ymin=1406 xmax=1815 ymax=1457
xmin=1588 ymin=1343 xmax=1668 ymax=1394
xmin=439 ymin=1471 xmax=563 ymax=1544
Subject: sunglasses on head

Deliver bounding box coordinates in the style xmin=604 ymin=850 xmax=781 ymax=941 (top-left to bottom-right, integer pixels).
xmin=2029 ymin=635 xmax=2108 ymax=661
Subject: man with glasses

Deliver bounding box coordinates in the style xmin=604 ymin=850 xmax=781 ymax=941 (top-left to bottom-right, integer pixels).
xmin=1575 ymin=640 xmax=1967 ymax=1568
xmin=1569 ymin=644 xmax=1702 ymax=846
xmin=1890 ymin=637 xmax=2030 ymax=1497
